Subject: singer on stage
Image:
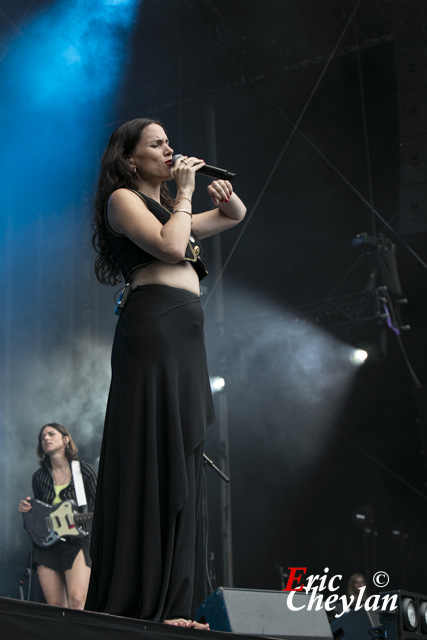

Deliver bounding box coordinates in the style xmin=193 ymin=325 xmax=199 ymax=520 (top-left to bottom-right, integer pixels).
xmin=86 ymin=118 xmax=246 ymax=626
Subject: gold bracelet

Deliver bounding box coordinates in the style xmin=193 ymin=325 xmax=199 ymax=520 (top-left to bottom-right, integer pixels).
xmin=172 ymin=209 xmax=192 ymax=217
xmin=175 ymin=195 xmax=192 ymax=205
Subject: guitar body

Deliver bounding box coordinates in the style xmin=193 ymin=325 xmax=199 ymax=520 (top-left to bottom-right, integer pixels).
xmin=23 ymin=499 xmax=91 ymax=548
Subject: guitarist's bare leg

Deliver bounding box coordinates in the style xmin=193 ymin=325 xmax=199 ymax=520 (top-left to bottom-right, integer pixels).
xmin=64 ymin=550 xmax=91 ymax=610
xmin=37 ymin=566 xmax=68 ymax=607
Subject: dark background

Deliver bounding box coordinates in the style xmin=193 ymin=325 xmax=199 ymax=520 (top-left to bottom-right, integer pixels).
xmin=1 ymin=0 xmax=426 ymax=602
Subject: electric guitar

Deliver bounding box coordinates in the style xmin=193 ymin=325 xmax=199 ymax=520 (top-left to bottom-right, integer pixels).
xmin=23 ymin=499 xmax=92 ymax=548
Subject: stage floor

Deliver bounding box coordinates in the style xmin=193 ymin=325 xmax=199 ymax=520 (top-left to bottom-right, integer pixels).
xmin=0 ymin=597 xmax=269 ymax=640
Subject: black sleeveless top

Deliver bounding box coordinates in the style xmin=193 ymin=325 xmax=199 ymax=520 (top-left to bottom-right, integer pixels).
xmin=105 ymin=190 xmax=208 ymax=282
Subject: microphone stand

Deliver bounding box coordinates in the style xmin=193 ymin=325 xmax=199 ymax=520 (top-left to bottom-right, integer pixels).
xmin=19 ymin=565 xmax=35 ymax=601
xmin=201 ymin=452 xmax=229 ymax=595
xmin=203 ymin=453 xmax=230 ymax=483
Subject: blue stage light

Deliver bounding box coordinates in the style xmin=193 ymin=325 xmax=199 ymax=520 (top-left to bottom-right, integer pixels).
xmin=63 ymin=45 xmax=82 ymax=66
xmin=3 ymin=0 xmax=140 ymax=109
xmin=103 ymin=0 xmax=137 ymax=5
xmin=0 ymin=0 xmax=140 ymax=228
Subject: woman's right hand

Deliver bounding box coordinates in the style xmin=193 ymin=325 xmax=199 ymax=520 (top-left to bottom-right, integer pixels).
xmin=18 ymin=497 xmax=32 ymax=513
xmin=172 ymin=155 xmax=205 ymax=195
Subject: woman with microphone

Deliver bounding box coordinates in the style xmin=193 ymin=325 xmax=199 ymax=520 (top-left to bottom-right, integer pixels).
xmin=86 ymin=118 xmax=246 ymax=627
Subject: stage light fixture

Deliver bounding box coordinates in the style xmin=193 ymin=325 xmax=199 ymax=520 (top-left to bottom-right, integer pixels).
xmin=210 ymin=376 xmax=225 ymax=392
xmin=402 ymin=597 xmax=417 ymax=631
xmin=420 ymin=601 xmax=427 ymax=634
xmin=349 ymin=348 xmax=368 ymax=366
xmin=380 ymin=590 xmax=427 ymax=639
xmin=351 ymin=505 xmax=376 ymax=533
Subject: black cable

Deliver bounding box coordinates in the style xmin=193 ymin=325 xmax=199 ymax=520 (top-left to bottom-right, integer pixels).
xmin=179 ymin=0 xmax=427 ymax=295
xmin=379 ymin=288 xmax=422 ymax=389
xmin=28 ymin=544 xmax=33 ymax=601
xmin=354 ymin=3 xmax=377 ymax=237
xmin=202 ymin=472 xmax=213 ymax=597
xmin=225 ymin=334 xmax=427 ymax=503
xmin=285 ymin=387 xmax=427 ymax=503
xmin=202 ymin=0 xmax=365 ymax=309
xmin=0 ymin=1 xmax=36 ymax=65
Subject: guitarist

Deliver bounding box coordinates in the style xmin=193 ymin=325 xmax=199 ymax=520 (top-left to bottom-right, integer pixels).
xmin=18 ymin=422 xmax=97 ymax=609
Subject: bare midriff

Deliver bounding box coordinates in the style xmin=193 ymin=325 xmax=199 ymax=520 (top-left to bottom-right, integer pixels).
xmin=130 ymin=260 xmax=200 ymax=296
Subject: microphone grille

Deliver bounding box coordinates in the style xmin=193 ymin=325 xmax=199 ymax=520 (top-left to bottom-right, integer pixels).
xmin=172 ymin=154 xmax=184 ymax=164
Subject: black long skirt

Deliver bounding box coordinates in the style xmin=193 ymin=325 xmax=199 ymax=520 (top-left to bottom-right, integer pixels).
xmin=86 ymin=285 xmax=215 ymax=621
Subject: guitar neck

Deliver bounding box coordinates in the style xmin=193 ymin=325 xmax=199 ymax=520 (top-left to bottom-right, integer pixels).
xmin=74 ymin=512 xmax=93 ymax=525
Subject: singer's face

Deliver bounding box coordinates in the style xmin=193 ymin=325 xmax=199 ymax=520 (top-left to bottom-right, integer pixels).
xmin=131 ymin=123 xmax=174 ymax=183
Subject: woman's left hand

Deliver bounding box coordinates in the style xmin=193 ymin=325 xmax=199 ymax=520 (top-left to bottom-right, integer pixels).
xmin=18 ymin=497 xmax=32 ymax=513
xmin=207 ymin=179 xmax=233 ymax=207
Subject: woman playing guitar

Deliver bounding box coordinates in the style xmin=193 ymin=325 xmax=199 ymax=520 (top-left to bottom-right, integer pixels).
xmin=18 ymin=423 xmax=97 ymax=609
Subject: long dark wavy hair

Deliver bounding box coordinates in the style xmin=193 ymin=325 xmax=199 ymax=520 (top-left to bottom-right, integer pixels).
xmin=92 ymin=117 xmax=175 ymax=285
xmin=37 ymin=422 xmax=79 ymax=468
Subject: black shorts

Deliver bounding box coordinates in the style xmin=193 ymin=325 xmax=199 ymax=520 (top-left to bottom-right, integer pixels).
xmin=32 ymin=537 xmax=91 ymax=572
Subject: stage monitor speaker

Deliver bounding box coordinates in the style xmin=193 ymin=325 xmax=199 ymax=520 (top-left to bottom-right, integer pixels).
xmin=196 ymin=587 xmax=333 ymax=639
xmin=330 ymin=609 xmax=380 ymax=640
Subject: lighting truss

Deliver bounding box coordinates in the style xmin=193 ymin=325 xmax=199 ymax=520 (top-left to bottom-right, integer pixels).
xmin=291 ymin=286 xmax=388 ymax=330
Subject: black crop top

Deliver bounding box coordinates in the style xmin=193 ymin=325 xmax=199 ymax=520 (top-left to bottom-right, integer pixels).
xmin=105 ymin=190 xmax=208 ymax=282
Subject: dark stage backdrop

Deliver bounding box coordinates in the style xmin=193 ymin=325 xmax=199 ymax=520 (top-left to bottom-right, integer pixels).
xmin=1 ymin=0 xmax=426 ymax=603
